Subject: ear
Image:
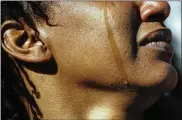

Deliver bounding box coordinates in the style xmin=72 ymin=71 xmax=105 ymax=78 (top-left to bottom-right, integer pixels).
xmin=1 ymin=19 xmax=52 ymax=63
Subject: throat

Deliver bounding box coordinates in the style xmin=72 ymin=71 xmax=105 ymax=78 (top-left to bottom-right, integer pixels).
xmin=83 ymin=91 xmax=144 ymax=120
xmin=87 ymin=104 xmax=143 ymax=120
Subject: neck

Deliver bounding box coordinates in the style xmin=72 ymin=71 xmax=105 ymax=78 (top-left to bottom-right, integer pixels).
xmin=29 ymin=90 xmax=144 ymax=120
xmin=22 ymin=71 xmax=147 ymax=120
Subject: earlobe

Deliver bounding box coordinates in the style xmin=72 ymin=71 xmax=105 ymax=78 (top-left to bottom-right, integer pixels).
xmin=1 ymin=20 xmax=52 ymax=63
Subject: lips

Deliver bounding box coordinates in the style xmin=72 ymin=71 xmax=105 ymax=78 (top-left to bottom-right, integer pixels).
xmin=138 ymin=28 xmax=172 ymax=46
xmin=138 ymin=28 xmax=174 ymax=54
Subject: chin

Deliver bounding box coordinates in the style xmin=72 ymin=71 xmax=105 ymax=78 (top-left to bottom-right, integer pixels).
xmin=126 ymin=61 xmax=178 ymax=111
xmin=128 ymin=47 xmax=178 ymax=95
xmin=128 ymin=61 xmax=178 ymax=96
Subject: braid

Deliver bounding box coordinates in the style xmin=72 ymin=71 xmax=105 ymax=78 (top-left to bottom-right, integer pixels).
xmin=1 ymin=1 xmax=50 ymax=120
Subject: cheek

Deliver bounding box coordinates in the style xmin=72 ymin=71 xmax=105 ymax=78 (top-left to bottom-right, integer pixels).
xmin=107 ymin=3 xmax=139 ymax=59
xmin=40 ymin=2 xmax=135 ymax=84
xmin=48 ymin=25 xmax=125 ymax=84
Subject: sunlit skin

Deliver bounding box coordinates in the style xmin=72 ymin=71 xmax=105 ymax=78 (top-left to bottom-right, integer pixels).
xmin=2 ymin=1 xmax=178 ymax=120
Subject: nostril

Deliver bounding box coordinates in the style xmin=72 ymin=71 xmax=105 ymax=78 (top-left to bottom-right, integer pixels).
xmin=147 ymin=13 xmax=166 ymax=22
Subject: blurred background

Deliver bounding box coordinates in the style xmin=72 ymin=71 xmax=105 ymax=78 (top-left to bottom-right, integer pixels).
xmin=164 ymin=1 xmax=181 ymax=100
xmin=165 ymin=1 xmax=181 ymax=79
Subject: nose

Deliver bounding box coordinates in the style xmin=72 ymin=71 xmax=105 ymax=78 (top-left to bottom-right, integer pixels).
xmin=139 ymin=1 xmax=170 ymax=22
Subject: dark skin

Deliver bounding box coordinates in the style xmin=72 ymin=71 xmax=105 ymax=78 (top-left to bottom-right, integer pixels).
xmin=2 ymin=1 xmax=181 ymax=120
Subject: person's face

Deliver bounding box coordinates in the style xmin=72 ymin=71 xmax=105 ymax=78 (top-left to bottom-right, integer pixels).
xmin=36 ymin=1 xmax=177 ymax=95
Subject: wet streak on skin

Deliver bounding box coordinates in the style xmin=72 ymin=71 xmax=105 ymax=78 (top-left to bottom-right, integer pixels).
xmin=103 ymin=2 xmax=129 ymax=84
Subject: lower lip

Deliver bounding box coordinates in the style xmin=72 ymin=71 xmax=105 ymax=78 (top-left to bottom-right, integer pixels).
xmin=145 ymin=41 xmax=174 ymax=54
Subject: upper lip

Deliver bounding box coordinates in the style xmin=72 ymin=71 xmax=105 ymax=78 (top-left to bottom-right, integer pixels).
xmin=138 ymin=28 xmax=172 ymax=46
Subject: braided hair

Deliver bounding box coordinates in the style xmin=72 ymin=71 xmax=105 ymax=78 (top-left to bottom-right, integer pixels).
xmin=1 ymin=1 xmax=50 ymax=120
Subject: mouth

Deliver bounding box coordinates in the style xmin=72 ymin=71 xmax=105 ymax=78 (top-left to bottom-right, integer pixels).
xmin=138 ymin=28 xmax=174 ymax=54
